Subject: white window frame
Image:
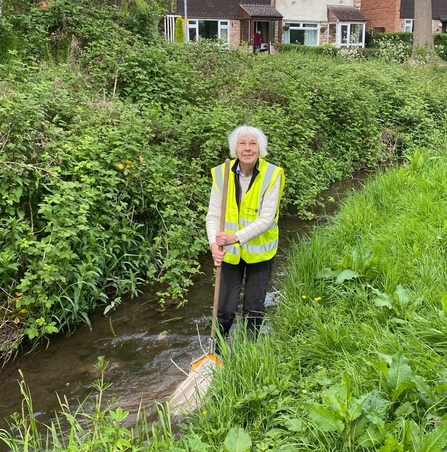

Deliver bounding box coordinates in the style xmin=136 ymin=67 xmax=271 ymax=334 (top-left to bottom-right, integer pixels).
xmin=336 ymin=22 xmax=365 ymax=48
xmin=404 ymin=19 xmax=413 ymax=32
xmin=163 ymin=15 xmax=179 ymax=42
xmin=187 ymin=19 xmax=230 ymax=42
xmin=283 ymin=22 xmax=318 ymax=46
xmin=219 ymin=21 xmax=229 ymax=42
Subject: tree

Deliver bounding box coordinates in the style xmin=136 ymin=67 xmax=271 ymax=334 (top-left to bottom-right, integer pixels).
xmin=412 ymin=0 xmax=434 ymax=60
xmin=174 ymin=15 xmax=184 ymax=43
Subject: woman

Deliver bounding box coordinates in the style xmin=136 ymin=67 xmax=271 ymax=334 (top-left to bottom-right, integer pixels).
xmin=206 ymin=125 xmax=285 ymax=343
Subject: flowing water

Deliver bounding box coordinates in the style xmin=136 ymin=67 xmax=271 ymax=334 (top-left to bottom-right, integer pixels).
xmin=0 ymin=174 xmax=368 ymax=441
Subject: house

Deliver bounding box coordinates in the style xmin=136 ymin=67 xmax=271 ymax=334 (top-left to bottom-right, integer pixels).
xmin=277 ymin=0 xmax=368 ymax=48
xmin=165 ymin=0 xmax=283 ymax=52
xmin=361 ymin=0 xmax=447 ymax=35
xmin=165 ymin=0 xmax=369 ymax=49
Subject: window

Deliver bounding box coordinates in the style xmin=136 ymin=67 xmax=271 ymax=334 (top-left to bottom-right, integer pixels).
xmin=404 ymin=19 xmax=414 ymax=32
xmin=284 ymin=22 xmax=318 ymax=46
xmin=187 ymin=19 xmax=229 ymax=42
xmin=338 ymin=23 xmax=364 ymax=47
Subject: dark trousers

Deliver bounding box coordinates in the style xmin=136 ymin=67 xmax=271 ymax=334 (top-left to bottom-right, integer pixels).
xmin=217 ymin=258 xmax=274 ymax=335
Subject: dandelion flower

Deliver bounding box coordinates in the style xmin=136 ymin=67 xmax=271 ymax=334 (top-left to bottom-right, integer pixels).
xmin=301 ymin=295 xmax=307 ymax=299
xmin=139 ymin=155 xmax=144 ymax=162
xmin=202 ymin=410 xmax=208 ymax=415
xmin=314 ymin=297 xmax=322 ymax=302
xmin=116 ymin=163 xmax=124 ymax=170
xmin=125 ymin=159 xmax=133 ymax=167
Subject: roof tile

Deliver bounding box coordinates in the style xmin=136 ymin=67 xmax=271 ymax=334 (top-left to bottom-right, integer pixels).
xmin=328 ymin=6 xmax=367 ymax=22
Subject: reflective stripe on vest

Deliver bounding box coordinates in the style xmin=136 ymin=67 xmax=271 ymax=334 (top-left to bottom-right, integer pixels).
xmin=211 ymin=158 xmax=285 ymax=264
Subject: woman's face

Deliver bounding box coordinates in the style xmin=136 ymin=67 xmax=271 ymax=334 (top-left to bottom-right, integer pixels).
xmin=236 ymin=134 xmax=259 ymax=166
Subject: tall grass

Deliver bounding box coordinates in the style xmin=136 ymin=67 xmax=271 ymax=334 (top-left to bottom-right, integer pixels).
xmin=0 ymin=357 xmax=178 ymax=452
xmin=7 ymin=144 xmax=447 ymax=451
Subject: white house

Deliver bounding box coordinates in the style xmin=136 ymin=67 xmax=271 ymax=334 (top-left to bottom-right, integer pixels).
xmin=276 ymin=0 xmax=368 ymax=48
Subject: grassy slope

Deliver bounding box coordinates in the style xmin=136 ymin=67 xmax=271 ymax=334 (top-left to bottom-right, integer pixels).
xmin=183 ymin=146 xmax=447 ymax=451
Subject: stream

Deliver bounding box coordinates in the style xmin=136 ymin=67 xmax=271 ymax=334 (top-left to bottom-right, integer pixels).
xmin=0 ymin=174 xmax=367 ymax=441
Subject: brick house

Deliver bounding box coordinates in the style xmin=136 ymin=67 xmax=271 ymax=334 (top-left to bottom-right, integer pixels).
xmin=165 ymin=0 xmax=370 ymax=49
xmin=165 ymin=0 xmax=447 ymax=49
xmin=361 ymin=0 xmax=447 ymax=35
xmin=165 ymin=0 xmax=283 ymax=52
xmin=277 ymin=0 xmax=368 ymax=47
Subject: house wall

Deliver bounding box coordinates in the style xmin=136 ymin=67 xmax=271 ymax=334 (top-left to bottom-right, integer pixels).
xmin=360 ymin=0 xmax=402 ymax=33
xmin=229 ymin=21 xmax=241 ymax=47
xmin=276 ymin=0 xmax=355 ymax=22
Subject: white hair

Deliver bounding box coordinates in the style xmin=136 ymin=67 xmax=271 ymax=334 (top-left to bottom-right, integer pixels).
xmin=228 ymin=125 xmax=268 ymax=158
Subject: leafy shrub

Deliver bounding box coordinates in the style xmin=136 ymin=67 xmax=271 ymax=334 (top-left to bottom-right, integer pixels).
xmin=370 ymin=31 xmax=413 ymax=46
xmin=174 ymin=16 xmax=184 ymax=43
xmin=3 ymin=0 xmax=447 ymax=362
xmin=374 ymin=35 xmax=412 ymax=63
xmin=434 ymin=33 xmax=447 ymax=60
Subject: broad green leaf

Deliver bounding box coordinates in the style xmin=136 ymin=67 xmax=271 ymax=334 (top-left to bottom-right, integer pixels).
xmin=373 ymin=292 xmax=394 ymax=309
xmin=316 ymin=267 xmax=338 ymax=279
xmin=186 ymin=438 xmax=211 ymax=452
xmin=306 ymin=403 xmax=344 ymax=432
xmin=414 ymin=375 xmax=433 ymax=400
xmin=394 ymin=401 xmax=414 ymax=418
xmin=351 ymin=416 xmax=369 ymax=442
xmin=323 ymin=373 xmax=352 ymax=416
xmin=377 ymin=436 xmax=403 ymax=452
xmin=281 ymin=417 xmax=304 ymax=433
xmin=391 ymin=380 xmax=415 ymax=402
xmin=336 ymin=269 xmax=359 ymax=284
xmin=394 ymin=285 xmax=409 ymax=306
xmin=224 ymin=427 xmax=252 ymax=452
xmin=363 ymin=356 xmax=389 ymax=377
xmin=356 ymin=422 xmax=384 ymax=447
xmin=324 ymin=384 xmax=347 ymax=415
xmin=362 ymin=389 xmax=390 ymax=422
xmin=387 ymin=353 xmax=414 ymax=396
xmin=419 ymin=424 xmax=447 ymax=452
xmin=348 ymin=392 xmax=370 ymax=422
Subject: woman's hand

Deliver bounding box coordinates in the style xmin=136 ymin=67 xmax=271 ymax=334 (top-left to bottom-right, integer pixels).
xmin=212 ymin=233 xmax=238 ymax=266
xmin=215 ymin=232 xmax=238 ymax=247
xmin=210 ymin=242 xmax=225 ymax=266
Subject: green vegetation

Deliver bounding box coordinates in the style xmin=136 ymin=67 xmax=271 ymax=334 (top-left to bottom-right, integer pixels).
xmin=4 ymin=146 xmax=447 ymax=450
xmin=4 ymin=0 xmax=447 ymax=362
xmin=190 ymin=145 xmax=447 ymax=451
xmin=174 ymin=16 xmax=184 ymax=43
xmin=3 ymin=1 xmax=447 ymax=449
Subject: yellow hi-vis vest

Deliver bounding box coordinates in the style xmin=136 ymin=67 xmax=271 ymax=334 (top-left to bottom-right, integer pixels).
xmin=211 ymin=158 xmax=285 ymax=264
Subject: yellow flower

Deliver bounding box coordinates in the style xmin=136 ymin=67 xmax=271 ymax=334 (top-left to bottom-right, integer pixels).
xmin=314 ymin=297 xmax=322 ymax=302
xmin=116 ymin=163 xmax=124 ymax=170
xmin=139 ymin=155 xmax=144 ymax=162
xmin=18 ymin=308 xmax=28 ymax=315
xmin=15 ymin=292 xmax=23 ymax=297
xmin=301 ymin=295 xmax=307 ymax=299
xmin=125 ymin=159 xmax=133 ymax=167
xmin=202 ymin=410 xmax=208 ymax=415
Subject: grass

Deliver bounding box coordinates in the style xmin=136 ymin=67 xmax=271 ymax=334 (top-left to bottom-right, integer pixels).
xmin=5 ymin=148 xmax=447 ymax=449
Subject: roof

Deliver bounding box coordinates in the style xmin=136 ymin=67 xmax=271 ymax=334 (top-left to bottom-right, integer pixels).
xmin=240 ymin=4 xmax=283 ymax=18
xmin=327 ymin=6 xmax=367 ymax=22
xmin=400 ymin=0 xmax=447 ymax=19
xmin=172 ymin=0 xmax=272 ymax=20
